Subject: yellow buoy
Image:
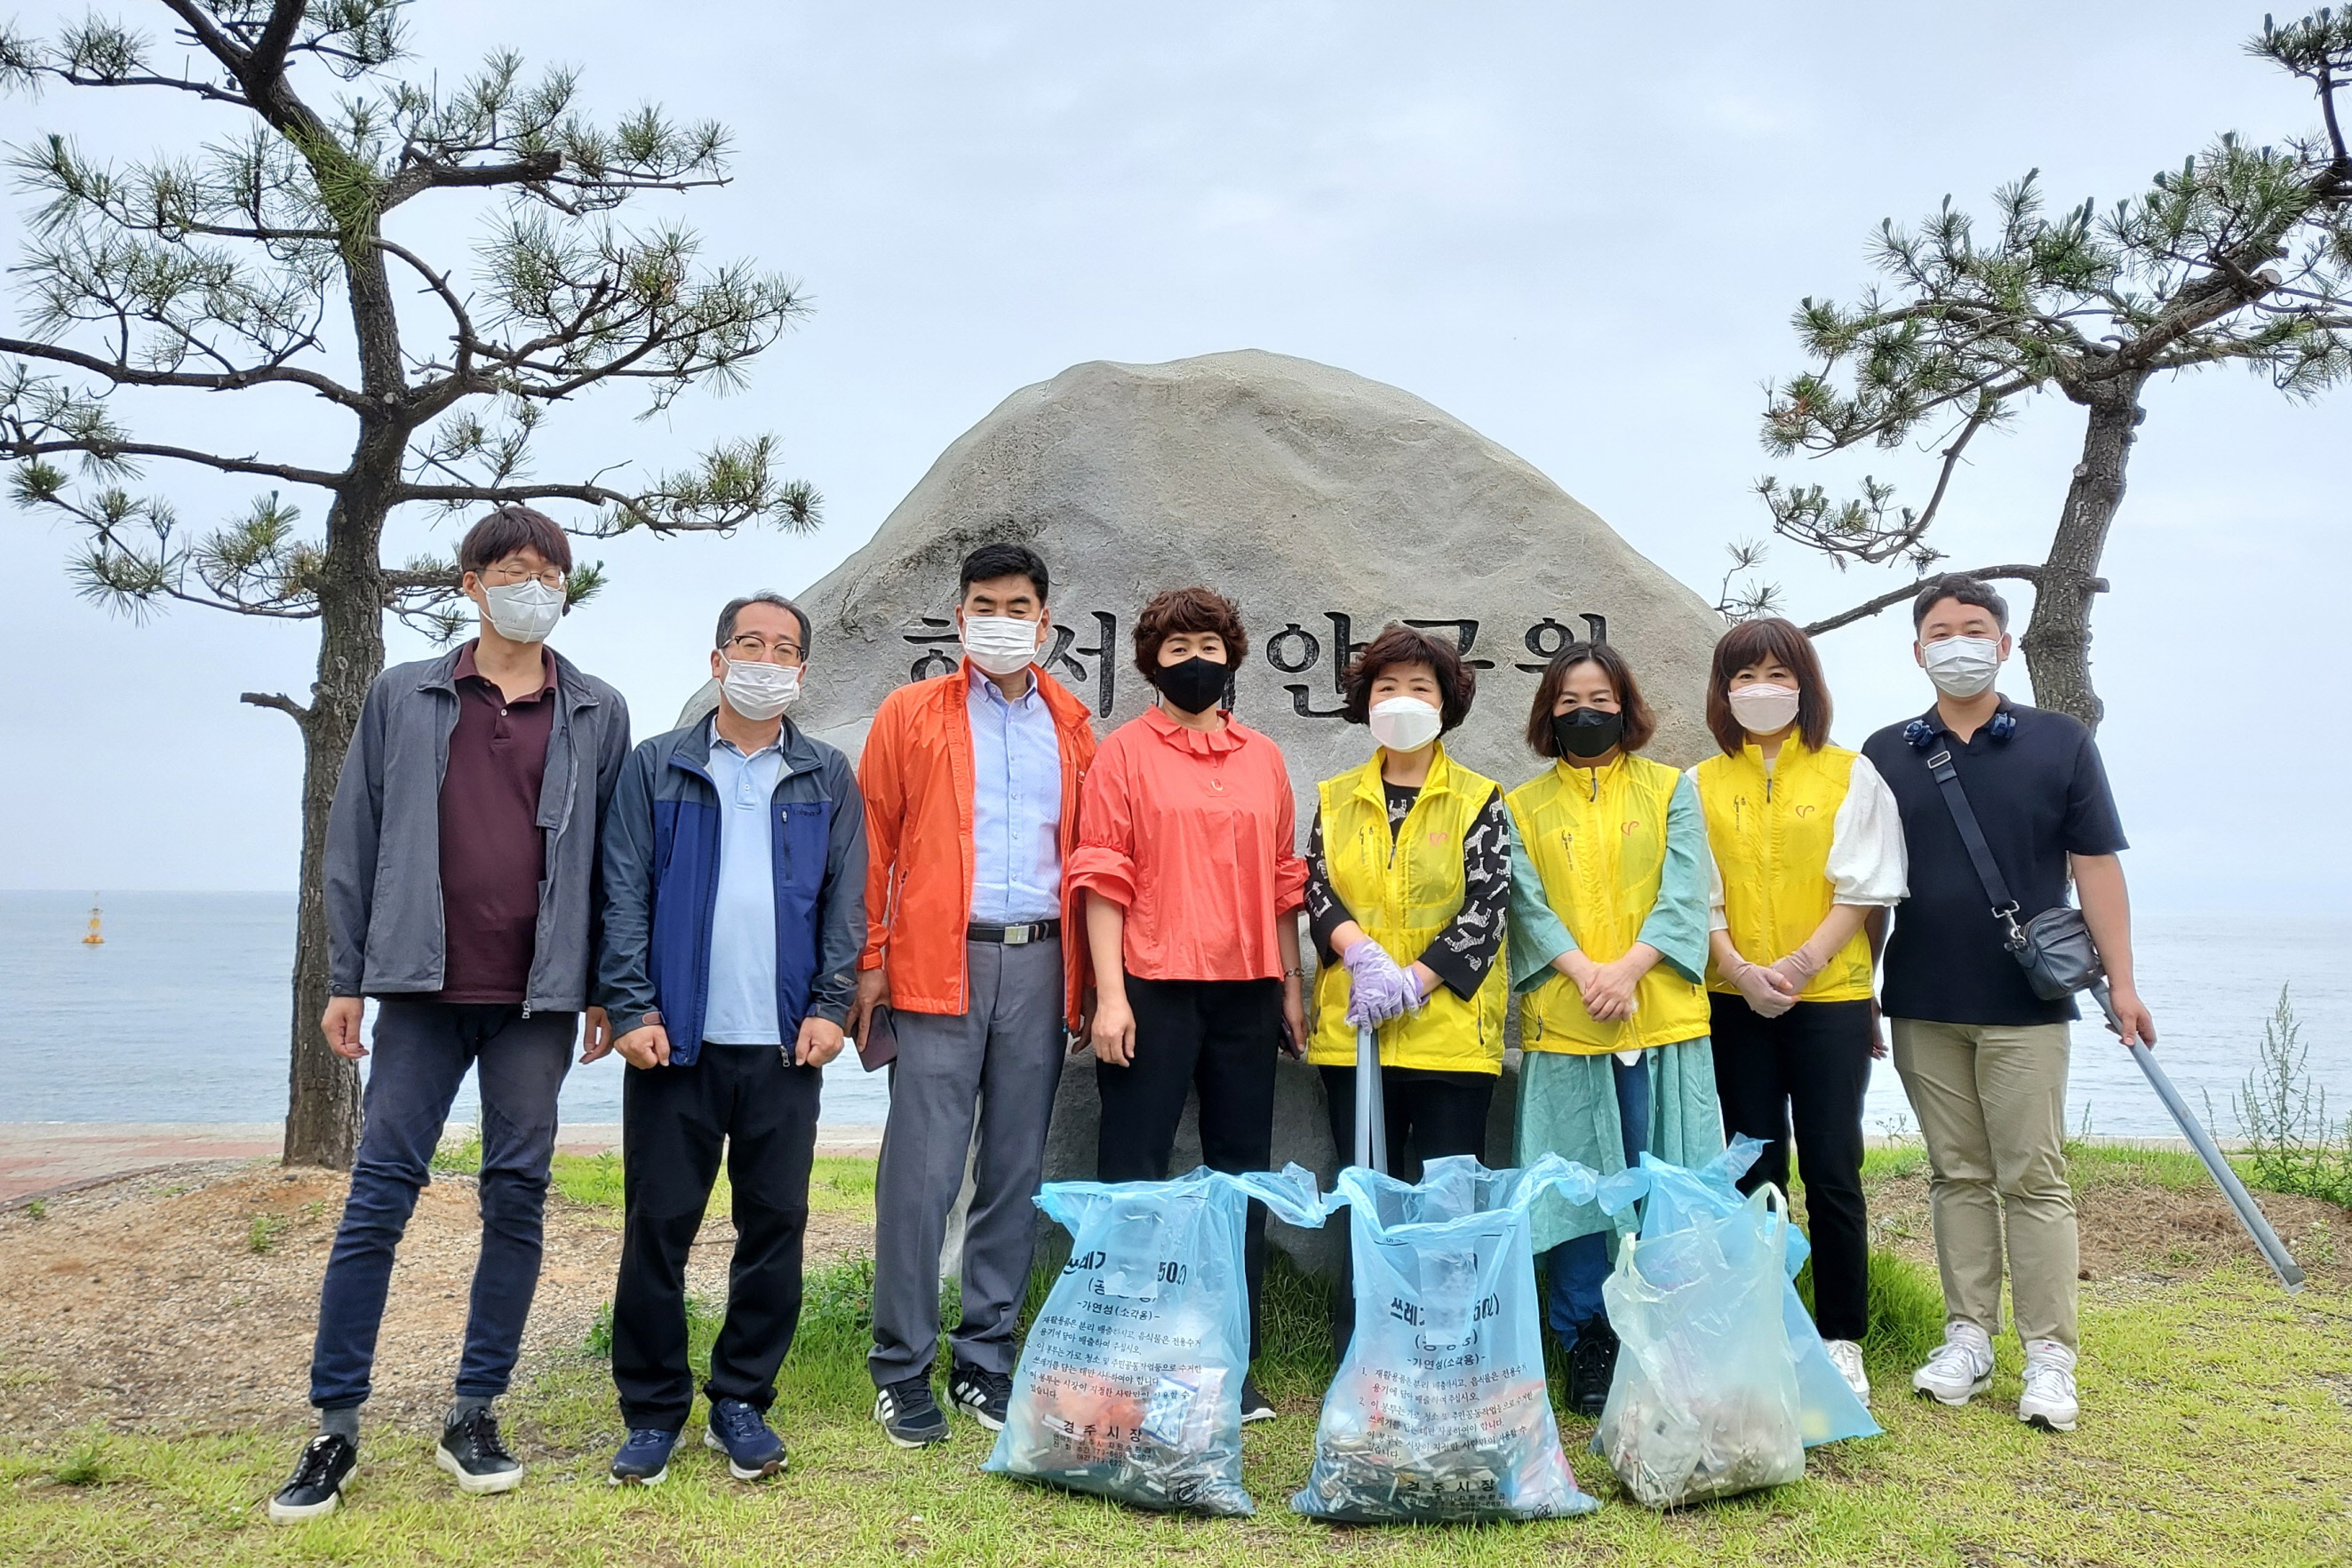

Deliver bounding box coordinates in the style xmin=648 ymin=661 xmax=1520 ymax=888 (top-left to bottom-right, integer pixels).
xmin=83 ymin=895 xmax=104 ymax=946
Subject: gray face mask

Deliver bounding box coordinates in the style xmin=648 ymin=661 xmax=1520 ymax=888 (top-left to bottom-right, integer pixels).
xmin=481 ymin=578 xmax=565 ymax=643
xmin=1922 ymin=635 xmax=2001 ymax=698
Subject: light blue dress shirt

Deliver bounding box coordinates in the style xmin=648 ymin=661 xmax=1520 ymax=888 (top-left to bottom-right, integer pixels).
xmin=701 ymin=723 xmax=787 ymax=1045
xmin=967 ymin=673 xmax=1064 ymax=925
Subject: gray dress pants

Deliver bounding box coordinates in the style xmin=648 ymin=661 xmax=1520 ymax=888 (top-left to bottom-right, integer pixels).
xmin=868 ymin=937 xmax=1067 ymax=1386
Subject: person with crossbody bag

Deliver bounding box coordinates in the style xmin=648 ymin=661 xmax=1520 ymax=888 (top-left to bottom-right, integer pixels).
xmin=1860 ymin=576 xmax=2156 ymax=1436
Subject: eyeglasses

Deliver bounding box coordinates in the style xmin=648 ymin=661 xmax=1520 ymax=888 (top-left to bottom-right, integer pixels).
xmin=480 ymin=562 xmax=566 ymax=587
xmin=722 ymin=633 xmax=805 ymax=663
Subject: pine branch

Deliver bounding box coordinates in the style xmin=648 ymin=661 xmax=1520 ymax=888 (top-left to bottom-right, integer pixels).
xmin=239 ymin=688 xmax=312 ymax=720
xmin=1801 ymin=565 xmax=2053 ymax=637
xmin=0 ymin=334 xmax=365 ymax=410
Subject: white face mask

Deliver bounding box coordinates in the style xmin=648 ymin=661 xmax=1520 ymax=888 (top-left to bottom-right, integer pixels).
xmin=961 ymin=614 xmax=1042 ymax=678
xmin=1726 ymin=682 xmax=1801 ymax=736
xmin=1367 ymin=696 xmax=1443 ymax=753
xmin=1922 ymin=635 xmax=2002 ymax=699
xmin=722 ymin=658 xmax=801 ymax=721
xmin=480 ymin=578 xmax=565 ymax=644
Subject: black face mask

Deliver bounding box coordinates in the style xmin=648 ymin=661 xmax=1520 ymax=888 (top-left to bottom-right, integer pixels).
xmin=1153 ymin=655 xmax=1231 ymax=715
xmin=1552 ymin=706 xmax=1624 ymax=760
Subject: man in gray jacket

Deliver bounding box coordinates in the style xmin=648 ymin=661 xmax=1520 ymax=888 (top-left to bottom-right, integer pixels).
xmin=270 ymin=506 xmax=631 ymax=1524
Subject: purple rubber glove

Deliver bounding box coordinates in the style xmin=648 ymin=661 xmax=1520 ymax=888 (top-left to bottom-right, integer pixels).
xmin=1342 ymin=940 xmax=1422 ymax=1028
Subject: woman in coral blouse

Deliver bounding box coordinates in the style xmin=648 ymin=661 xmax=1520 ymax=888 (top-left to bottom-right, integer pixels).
xmin=1070 ymin=585 xmax=1308 ymax=1426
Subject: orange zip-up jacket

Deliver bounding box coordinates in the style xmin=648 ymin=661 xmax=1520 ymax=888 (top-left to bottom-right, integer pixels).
xmin=857 ymin=659 xmax=1099 ymax=1025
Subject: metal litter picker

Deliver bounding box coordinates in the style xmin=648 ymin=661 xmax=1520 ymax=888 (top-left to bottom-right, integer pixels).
xmin=2089 ymin=981 xmax=2305 ymax=1293
xmin=1353 ymin=1024 xmax=1387 ymax=1174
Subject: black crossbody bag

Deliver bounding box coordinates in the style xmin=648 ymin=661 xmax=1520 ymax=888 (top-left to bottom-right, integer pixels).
xmin=1918 ymin=745 xmax=2104 ymax=1002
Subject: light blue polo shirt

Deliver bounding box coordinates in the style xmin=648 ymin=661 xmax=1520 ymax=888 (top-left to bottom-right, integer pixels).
xmin=701 ymin=721 xmax=786 ymax=1045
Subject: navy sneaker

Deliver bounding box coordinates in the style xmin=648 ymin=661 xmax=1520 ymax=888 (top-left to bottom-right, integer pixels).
xmin=608 ymin=1427 xmax=678 ymax=1486
xmin=704 ymin=1397 xmax=788 ymax=1480
xmin=1239 ymin=1376 xmax=1277 ymax=1424
xmin=873 ymin=1376 xmax=950 ymax=1448
xmin=948 ymin=1362 xmax=1012 ymax=1431
xmin=435 ymin=1406 xmax=524 ymax=1495
xmin=267 ymin=1434 xmax=356 ymax=1523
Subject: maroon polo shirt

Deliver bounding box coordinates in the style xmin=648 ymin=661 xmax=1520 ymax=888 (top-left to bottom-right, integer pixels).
xmin=433 ymin=641 xmax=559 ymax=1004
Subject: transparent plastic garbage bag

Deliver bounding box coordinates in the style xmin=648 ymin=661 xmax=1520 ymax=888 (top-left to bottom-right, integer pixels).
xmin=982 ymin=1164 xmax=1325 ymax=1516
xmin=1290 ymin=1154 xmax=1604 ymax=1524
xmin=1599 ymin=1137 xmax=1880 ymax=1448
xmin=1595 ymin=1182 xmax=1806 ymax=1508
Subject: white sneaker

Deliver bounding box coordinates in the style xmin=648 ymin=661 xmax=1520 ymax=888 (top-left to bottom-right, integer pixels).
xmin=1824 ymin=1339 xmax=1870 ymax=1403
xmin=1910 ymin=1320 xmax=1995 ymax=1405
xmin=2018 ymin=1340 xmax=2078 ymax=1432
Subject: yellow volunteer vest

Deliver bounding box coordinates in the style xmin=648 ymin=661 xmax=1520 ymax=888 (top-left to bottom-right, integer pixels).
xmin=1506 ymin=754 xmax=1710 ymax=1055
xmin=1308 ymin=744 xmax=1509 ymax=1074
xmin=1694 ymin=738 xmax=1876 ymax=1003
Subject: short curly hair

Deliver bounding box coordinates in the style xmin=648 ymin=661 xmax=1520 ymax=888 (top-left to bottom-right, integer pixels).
xmin=1132 ymin=585 xmax=1248 ymax=682
xmin=1341 ymin=624 xmax=1476 ymax=731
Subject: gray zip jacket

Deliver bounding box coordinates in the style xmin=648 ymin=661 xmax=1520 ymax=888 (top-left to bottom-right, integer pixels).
xmin=325 ymin=643 xmax=632 ymax=1011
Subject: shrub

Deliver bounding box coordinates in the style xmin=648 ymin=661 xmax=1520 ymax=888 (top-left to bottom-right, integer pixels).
xmin=2232 ymin=986 xmax=2352 ymax=1209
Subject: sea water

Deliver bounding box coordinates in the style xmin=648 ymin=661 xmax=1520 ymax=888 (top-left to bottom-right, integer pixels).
xmin=1 ymin=890 xmax=2345 ymax=1139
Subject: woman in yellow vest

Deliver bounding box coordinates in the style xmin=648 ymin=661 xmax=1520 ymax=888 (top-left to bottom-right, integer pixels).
xmin=1694 ymin=616 xmax=1906 ymax=1404
xmin=1304 ymin=625 xmax=1511 ymax=1346
xmin=1506 ymin=639 xmax=1718 ymax=1416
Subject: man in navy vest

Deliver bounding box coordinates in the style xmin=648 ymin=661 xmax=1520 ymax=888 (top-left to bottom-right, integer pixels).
xmin=594 ymin=592 xmax=866 ymax=1484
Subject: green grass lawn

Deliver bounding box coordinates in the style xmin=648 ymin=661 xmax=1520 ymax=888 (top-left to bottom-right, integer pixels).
xmin=6 ymin=1151 xmax=2349 ymax=1567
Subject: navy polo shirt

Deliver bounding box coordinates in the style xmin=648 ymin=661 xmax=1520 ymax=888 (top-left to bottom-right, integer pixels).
xmin=1862 ymin=700 xmax=2127 ymax=1026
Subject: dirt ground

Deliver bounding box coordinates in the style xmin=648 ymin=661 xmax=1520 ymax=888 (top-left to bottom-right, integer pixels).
xmin=0 ymin=1161 xmax=874 ymax=1436
xmin=1 ymin=1156 xmax=2340 ymax=1442
xmin=1863 ymin=1166 xmax=2348 ymax=1290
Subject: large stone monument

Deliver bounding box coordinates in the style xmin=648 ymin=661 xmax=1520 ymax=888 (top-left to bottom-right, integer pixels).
xmin=686 ymin=349 xmax=1726 ymax=1270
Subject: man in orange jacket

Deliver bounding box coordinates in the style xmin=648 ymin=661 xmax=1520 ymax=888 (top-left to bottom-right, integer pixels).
xmin=849 ymin=542 xmax=1099 ymax=1448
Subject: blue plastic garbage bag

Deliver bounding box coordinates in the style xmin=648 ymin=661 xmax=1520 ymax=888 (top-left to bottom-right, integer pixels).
xmin=1599 ymin=1136 xmax=1879 ymax=1448
xmin=983 ymin=1164 xmax=1325 ymax=1516
xmin=1290 ymin=1154 xmax=1603 ymax=1524
xmin=1594 ymin=1182 xmax=1806 ymax=1508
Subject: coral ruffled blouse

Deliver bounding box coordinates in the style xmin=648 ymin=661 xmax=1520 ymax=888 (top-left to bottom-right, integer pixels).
xmin=1066 ymin=705 xmax=1309 ymax=982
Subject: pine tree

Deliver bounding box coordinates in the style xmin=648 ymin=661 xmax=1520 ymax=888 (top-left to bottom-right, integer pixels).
xmin=0 ymin=1 xmax=820 ymax=1165
xmin=1732 ymin=10 xmax=2352 ymax=726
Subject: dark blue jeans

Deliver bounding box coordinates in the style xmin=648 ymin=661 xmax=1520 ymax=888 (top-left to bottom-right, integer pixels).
xmin=309 ymin=999 xmax=576 ymax=1410
xmin=1541 ymin=1052 xmax=1652 ymax=1346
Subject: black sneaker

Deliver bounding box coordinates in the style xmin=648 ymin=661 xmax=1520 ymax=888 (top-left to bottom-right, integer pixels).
xmin=435 ymin=1406 xmax=525 ymax=1495
xmin=1566 ymin=1319 xmax=1621 ymax=1419
xmin=873 ymin=1375 xmax=950 ymax=1447
xmin=267 ymin=1433 xmax=356 ymax=1523
xmin=608 ymin=1427 xmax=678 ymax=1486
xmin=704 ymin=1397 xmax=788 ymax=1480
xmin=948 ymin=1362 xmax=1013 ymax=1431
xmin=1239 ymin=1376 xmax=1277 ymax=1424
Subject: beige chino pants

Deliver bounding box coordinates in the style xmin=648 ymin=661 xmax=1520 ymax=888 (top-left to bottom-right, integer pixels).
xmin=1890 ymin=1018 xmax=2078 ymax=1351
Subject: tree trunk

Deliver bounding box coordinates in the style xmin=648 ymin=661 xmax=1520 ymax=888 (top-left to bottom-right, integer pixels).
xmin=283 ymin=216 xmax=409 ymax=1167
xmin=2019 ymin=377 xmax=2145 ymax=730
xmin=281 ymin=477 xmax=392 ymax=1167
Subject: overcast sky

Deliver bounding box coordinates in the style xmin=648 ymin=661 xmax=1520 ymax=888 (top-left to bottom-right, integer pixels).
xmin=3 ymin=0 xmax=2345 ymax=911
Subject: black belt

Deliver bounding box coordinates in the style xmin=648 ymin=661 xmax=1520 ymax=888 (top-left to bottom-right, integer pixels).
xmin=968 ymin=919 xmax=1060 ymax=945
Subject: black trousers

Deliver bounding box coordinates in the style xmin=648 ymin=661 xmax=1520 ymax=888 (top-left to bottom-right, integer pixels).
xmin=1096 ymin=975 xmax=1280 ymax=1360
xmin=614 ymin=1045 xmax=821 ymax=1431
xmin=1710 ymin=994 xmax=1874 ymax=1342
xmin=1319 ymin=1065 xmax=1495 ymax=1351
